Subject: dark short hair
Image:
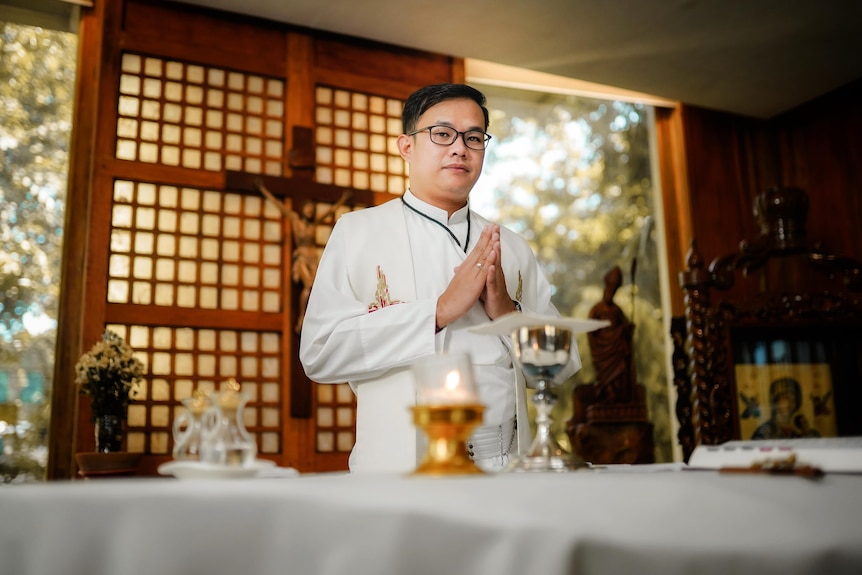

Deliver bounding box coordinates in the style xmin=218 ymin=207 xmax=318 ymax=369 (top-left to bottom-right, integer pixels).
xmin=401 ymin=83 xmax=489 ymax=134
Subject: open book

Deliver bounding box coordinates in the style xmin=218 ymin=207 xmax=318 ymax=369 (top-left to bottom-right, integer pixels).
xmin=687 ymin=437 xmax=862 ymax=474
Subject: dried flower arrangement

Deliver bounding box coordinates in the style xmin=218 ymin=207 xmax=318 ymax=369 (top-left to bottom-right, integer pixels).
xmin=75 ymin=330 xmax=144 ymax=422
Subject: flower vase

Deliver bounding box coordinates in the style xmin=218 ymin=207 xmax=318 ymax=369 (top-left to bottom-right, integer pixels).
xmin=95 ymin=414 xmax=124 ymax=453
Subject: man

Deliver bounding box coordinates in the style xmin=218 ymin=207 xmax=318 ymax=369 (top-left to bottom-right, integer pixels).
xmin=300 ymin=83 xmax=579 ymax=473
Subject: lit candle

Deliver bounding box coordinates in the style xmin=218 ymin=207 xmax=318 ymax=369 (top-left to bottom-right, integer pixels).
xmin=413 ymin=352 xmax=479 ymax=405
xmin=444 ymin=369 xmax=464 ymax=395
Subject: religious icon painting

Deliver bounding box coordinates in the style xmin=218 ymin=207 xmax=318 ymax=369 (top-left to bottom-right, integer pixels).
xmin=734 ymin=363 xmax=837 ymax=440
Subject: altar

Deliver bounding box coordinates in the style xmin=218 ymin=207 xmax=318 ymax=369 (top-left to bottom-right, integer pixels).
xmin=1 ymin=466 xmax=860 ymax=575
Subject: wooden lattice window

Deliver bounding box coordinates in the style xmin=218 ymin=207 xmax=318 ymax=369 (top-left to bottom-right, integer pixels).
xmin=110 ymin=324 xmax=282 ymax=456
xmin=108 ymin=180 xmax=283 ymax=311
xmin=105 ymin=179 xmax=285 ymax=457
xmin=315 ymin=383 xmax=356 ymax=454
xmin=314 ymin=86 xmax=406 ymax=193
xmin=116 ymin=53 xmax=285 ymax=175
xmin=309 ymin=84 xmax=410 ymax=457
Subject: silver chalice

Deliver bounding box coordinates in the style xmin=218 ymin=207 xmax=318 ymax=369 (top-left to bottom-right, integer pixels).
xmin=507 ymin=325 xmax=589 ymax=472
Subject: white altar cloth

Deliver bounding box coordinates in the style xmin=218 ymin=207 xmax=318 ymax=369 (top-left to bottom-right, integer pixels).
xmin=1 ymin=467 xmax=860 ymax=575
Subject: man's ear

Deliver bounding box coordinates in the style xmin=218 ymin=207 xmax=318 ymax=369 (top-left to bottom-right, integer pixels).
xmin=396 ymin=133 xmax=412 ymax=161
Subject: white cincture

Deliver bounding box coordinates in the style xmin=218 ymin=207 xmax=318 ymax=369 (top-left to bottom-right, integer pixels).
xmin=467 ymin=417 xmax=516 ymax=472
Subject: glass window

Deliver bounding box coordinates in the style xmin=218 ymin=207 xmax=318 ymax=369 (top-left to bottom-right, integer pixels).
xmin=470 ymin=83 xmax=673 ymax=462
xmin=0 ymin=19 xmax=78 ymax=482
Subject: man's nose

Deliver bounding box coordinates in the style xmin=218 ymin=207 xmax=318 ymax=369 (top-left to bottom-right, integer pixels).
xmin=449 ymin=134 xmax=469 ymax=154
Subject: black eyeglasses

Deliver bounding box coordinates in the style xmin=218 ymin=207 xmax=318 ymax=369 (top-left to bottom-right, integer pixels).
xmin=407 ymin=125 xmax=492 ymax=151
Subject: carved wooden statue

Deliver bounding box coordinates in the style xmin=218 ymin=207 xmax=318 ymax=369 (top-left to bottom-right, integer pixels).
xmin=256 ymin=179 xmax=351 ymax=333
xmin=588 ymin=266 xmax=636 ymax=404
xmin=567 ymin=265 xmax=654 ymax=465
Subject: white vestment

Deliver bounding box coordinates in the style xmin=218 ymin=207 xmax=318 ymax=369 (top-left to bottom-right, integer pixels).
xmin=299 ymin=192 xmax=579 ymax=473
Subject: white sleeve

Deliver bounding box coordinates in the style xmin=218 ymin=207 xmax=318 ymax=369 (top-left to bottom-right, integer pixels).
xmin=298 ymin=220 xmax=438 ymax=384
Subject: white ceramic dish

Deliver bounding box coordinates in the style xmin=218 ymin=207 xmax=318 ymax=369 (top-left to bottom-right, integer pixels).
xmin=469 ymin=311 xmax=610 ymax=336
xmin=158 ymin=459 xmax=276 ymax=480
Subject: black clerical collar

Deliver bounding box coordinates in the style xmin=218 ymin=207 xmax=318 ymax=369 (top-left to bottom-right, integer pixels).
xmin=401 ymin=192 xmax=471 ymax=254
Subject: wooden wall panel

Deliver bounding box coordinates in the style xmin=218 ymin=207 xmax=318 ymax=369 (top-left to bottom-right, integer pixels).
xmin=680 ymin=107 xmax=779 ymax=272
xmin=675 ymin=79 xmax=862 ymax=302
xmin=315 ymin=35 xmax=454 ymax=97
xmin=48 ymin=0 xmax=113 ymax=480
xmin=122 ymin=0 xmax=286 ymax=77
xmin=655 ymin=105 xmax=691 ymax=317
xmin=773 ymin=78 xmax=862 ymax=262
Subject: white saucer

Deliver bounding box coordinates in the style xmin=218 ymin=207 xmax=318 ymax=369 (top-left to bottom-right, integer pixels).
xmin=158 ymin=459 xmax=276 ymax=480
xmin=469 ymin=311 xmax=610 ymax=336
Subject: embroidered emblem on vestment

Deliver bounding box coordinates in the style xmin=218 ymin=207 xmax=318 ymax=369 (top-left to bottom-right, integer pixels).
xmin=516 ymin=271 xmax=523 ymax=302
xmin=368 ymin=266 xmax=401 ymax=312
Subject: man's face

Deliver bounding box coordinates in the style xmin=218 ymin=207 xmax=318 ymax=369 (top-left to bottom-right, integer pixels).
xmin=397 ymin=97 xmax=486 ymax=214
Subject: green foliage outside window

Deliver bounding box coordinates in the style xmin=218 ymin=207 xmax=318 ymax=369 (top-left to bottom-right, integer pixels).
xmin=0 ymin=21 xmax=77 ymax=482
xmin=472 ymin=84 xmax=672 ymax=462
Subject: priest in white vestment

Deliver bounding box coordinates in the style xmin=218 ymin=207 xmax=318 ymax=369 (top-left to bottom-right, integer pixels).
xmin=300 ymin=83 xmax=580 ymax=473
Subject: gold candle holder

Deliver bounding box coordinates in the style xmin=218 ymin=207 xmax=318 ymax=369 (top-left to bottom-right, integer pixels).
xmin=412 ymin=403 xmax=485 ymax=476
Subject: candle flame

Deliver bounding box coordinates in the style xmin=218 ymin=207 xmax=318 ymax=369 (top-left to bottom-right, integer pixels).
xmin=444 ymin=370 xmax=461 ymax=392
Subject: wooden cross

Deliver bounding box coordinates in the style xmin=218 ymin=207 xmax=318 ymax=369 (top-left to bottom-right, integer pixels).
xmin=222 ymin=169 xmax=398 ymax=419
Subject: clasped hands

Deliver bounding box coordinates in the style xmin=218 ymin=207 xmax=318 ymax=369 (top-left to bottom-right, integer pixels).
xmin=435 ymin=224 xmax=516 ymax=330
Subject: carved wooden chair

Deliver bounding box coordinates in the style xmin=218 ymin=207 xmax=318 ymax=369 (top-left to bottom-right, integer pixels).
xmin=672 ymin=186 xmax=862 ymax=461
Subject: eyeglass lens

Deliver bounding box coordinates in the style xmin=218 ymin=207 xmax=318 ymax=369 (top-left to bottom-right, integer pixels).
xmin=425 ymin=126 xmax=489 ymax=150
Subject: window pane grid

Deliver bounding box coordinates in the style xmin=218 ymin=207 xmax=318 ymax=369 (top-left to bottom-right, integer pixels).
xmin=108 ymin=180 xmax=283 ymax=311
xmin=314 ymin=85 xmax=406 ymax=194
xmin=110 ymin=324 xmax=282 ymax=456
xmin=315 ymin=382 xmax=355 ymax=453
xmin=116 ymin=53 xmax=285 ymax=175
